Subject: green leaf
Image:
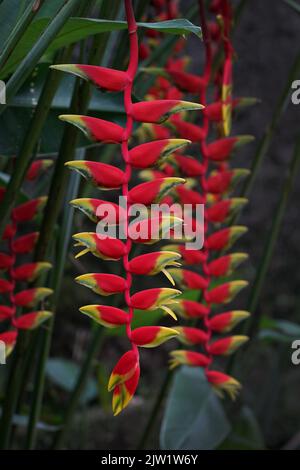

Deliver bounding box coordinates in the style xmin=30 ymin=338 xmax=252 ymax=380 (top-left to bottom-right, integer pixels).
xmin=46 ymin=358 xmax=98 ymax=405
xmin=160 ymin=367 xmax=231 ymax=450
xmin=218 ymin=406 xmax=265 ymax=450
xmin=1 ymin=18 xmax=201 ymax=79
xmin=283 ymin=0 xmax=300 ymax=13
xmin=258 ymin=318 xmax=300 ymax=344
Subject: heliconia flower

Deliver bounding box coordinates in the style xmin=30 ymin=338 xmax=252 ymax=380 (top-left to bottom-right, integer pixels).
xmin=206 ymin=169 xmax=250 ymax=194
xmin=205 ymin=281 xmax=248 ymax=305
xmin=112 ymin=366 xmax=140 ymax=416
xmin=12 ymin=196 xmax=47 ymax=223
xmin=70 ymin=198 xmax=125 ymax=224
xmin=129 ymin=178 xmax=185 ymax=205
xmin=26 ymin=159 xmax=53 ymax=181
xmin=73 ymin=233 xmax=126 ymax=261
xmin=166 ymin=86 xmax=184 ymax=100
xmin=128 ymin=251 xmax=181 ymax=284
xmin=208 ymin=335 xmax=249 ymax=356
xmin=167 ymin=70 xmax=206 ymax=93
xmin=13 ymin=311 xmax=52 ymax=330
xmin=130 ymin=287 xmax=181 ymax=320
xmin=59 ymin=115 xmax=124 ymax=143
xmin=138 ymin=123 xmax=171 ymax=141
xmin=208 ymin=311 xmax=250 ymax=333
xmin=131 ymin=100 xmax=204 ymax=124
xmin=131 ymin=326 xmax=179 ymax=348
xmin=163 ymin=244 xmax=207 ymax=265
xmin=207 ymin=198 xmax=248 ymax=223
xmin=169 ymin=350 xmax=210 ymax=369
xmin=75 ymin=273 xmax=127 ymax=296
xmin=222 ymin=58 xmax=233 ymax=137
xmin=0 ymin=253 xmax=13 ymax=270
xmin=207 ymin=226 xmax=248 ymax=251
xmin=14 ymin=287 xmax=53 ymax=308
xmin=2 ymin=223 xmax=17 ymax=240
xmin=206 ymin=370 xmax=242 ymax=400
xmin=65 ymin=161 xmax=126 ymax=190
xmin=51 ymin=64 xmax=130 ymax=92
xmin=129 ymin=215 xmax=183 ymax=245
xmin=139 ymin=42 xmax=150 ymax=60
xmin=207 ymin=253 xmax=248 ymax=277
xmin=172 ymin=119 xmax=205 ymax=142
xmin=172 ymin=299 xmax=209 ymax=319
xmin=174 ymin=154 xmax=205 ymax=176
xmin=79 ymin=305 xmax=129 ymax=328
xmin=173 ymin=326 xmax=208 ymax=345
xmin=203 ymin=98 xmax=258 ymax=123
xmin=0 ymin=279 xmax=13 ymax=293
xmin=175 ymin=186 xmax=203 ymax=206
xmin=0 ymin=306 xmax=14 ymax=321
xmin=128 ymin=139 xmax=190 ymax=169
xmin=108 ymin=350 xmax=139 ymax=391
xmin=12 ymin=232 xmax=39 ymax=254
xmin=206 ymin=135 xmax=254 ymax=162
xmin=168 ymin=268 xmax=209 ymax=290
xmin=0 ymin=331 xmax=18 ymax=357
xmin=13 ymin=262 xmax=52 ymax=282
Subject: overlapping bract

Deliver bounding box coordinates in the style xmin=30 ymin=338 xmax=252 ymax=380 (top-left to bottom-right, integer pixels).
xmin=56 ymin=0 xmax=203 ymax=415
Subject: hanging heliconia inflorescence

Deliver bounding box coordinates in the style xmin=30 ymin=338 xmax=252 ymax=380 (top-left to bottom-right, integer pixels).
xmin=52 ymin=0 xmax=204 ymax=415
xmin=138 ymin=0 xmax=256 ymax=399
xmin=0 ymin=160 xmax=54 ymax=359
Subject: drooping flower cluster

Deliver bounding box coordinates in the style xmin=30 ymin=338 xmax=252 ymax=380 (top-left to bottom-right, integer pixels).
xmin=0 ymin=160 xmax=53 ymax=359
xmin=52 ymin=0 xmax=203 ymax=415
xmin=138 ymin=0 xmax=255 ymax=399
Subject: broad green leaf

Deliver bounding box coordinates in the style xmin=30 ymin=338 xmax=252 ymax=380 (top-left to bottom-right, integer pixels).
xmin=1 ymin=18 xmax=201 ymax=79
xmin=160 ymin=367 xmax=231 ymax=450
xmin=258 ymin=317 xmax=300 ymax=344
xmin=218 ymin=406 xmax=265 ymax=450
xmin=46 ymin=358 xmax=98 ymax=405
xmin=0 ymin=0 xmax=30 ymax=47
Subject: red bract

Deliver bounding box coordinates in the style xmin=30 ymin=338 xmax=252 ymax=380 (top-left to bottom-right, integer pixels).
xmin=129 ymin=139 xmax=190 ymax=168
xmin=80 ymin=305 xmax=129 ymax=328
xmin=206 ymin=136 xmax=254 ymax=162
xmin=131 ymin=100 xmax=203 ymax=123
xmin=66 ymin=161 xmax=126 ymax=190
xmin=12 ymin=196 xmax=47 ymax=223
xmin=12 ymin=232 xmax=39 ymax=254
xmin=59 ymin=115 xmax=124 ymax=143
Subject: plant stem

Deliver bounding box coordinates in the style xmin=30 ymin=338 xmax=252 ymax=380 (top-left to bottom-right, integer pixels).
xmin=0 ymin=332 xmax=27 ymax=448
xmin=52 ymin=327 xmax=105 ymax=449
xmin=25 ymin=5 xmax=113 ymax=447
xmin=245 ymin=136 xmax=300 ymax=337
xmin=0 ymin=0 xmax=45 ymax=72
xmin=241 ymin=51 xmax=300 ymax=200
xmin=0 ymin=0 xmax=82 ymax=114
xmin=138 ymin=370 xmax=174 ymax=450
xmin=0 ymin=46 xmax=72 ymax=240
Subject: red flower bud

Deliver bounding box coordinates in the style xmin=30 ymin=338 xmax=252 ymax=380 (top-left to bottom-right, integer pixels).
xmin=59 ymin=115 xmax=124 ymax=143
xmin=12 ymin=196 xmax=47 ymax=223
xmin=13 ymin=262 xmax=52 ymax=282
xmin=79 ymin=305 xmax=129 ymax=328
xmin=0 ymin=279 xmax=13 ymax=293
xmin=75 ymin=273 xmax=127 ymax=296
xmin=26 ymin=159 xmax=53 ymax=181
xmin=174 ymin=326 xmax=208 ymax=345
xmin=208 ymin=336 xmax=248 ymax=356
xmin=131 ymin=100 xmax=203 ymax=124
xmin=207 ymin=226 xmax=248 ymax=251
xmin=0 ymin=306 xmax=14 ymax=321
xmin=13 ymin=311 xmax=52 ymax=330
xmin=169 ymin=350 xmax=210 ymax=369
xmin=73 ymin=233 xmax=126 ymax=261
xmin=51 ymin=64 xmax=130 ymax=92
xmin=167 ymin=70 xmax=206 ymax=93
xmin=168 ymin=268 xmax=209 ymax=290
xmin=112 ymin=366 xmax=140 ymax=416
xmin=131 ymin=326 xmax=179 ymax=348
xmin=208 ymin=311 xmax=250 ymax=333
xmin=207 ymin=198 xmax=247 ymax=223
xmin=129 ymin=139 xmax=190 ymax=169
xmin=129 ymin=178 xmax=185 ymax=205
xmin=0 ymin=331 xmax=18 ymax=357
xmin=172 ymin=299 xmax=209 ymax=319
xmin=108 ymin=350 xmax=139 ymax=391
xmin=15 ymin=287 xmax=53 ymax=308
xmin=0 ymin=253 xmax=13 ymax=270
xmin=12 ymin=232 xmax=39 ymax=254
xmin=174 ymin=154 xmax=205 ymax=176
xmin=207 ymin=253 xmax=248 ymax=277
xmin=206 ymin=370 xmax=241 ymax=400
xmin=206 ymin=136 xmax=254 ymax=162
xmin=66 ymin=161 xmax=126 ymax=190
xmin=205 ymin=281 xmax=248 ymax=305
xmin=172 ymin=119 xmax=205 ymax=142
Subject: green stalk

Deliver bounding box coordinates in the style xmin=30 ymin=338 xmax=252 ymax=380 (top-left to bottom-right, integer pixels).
xmin=25 ymin=2 xmax=117 ymax=445
xmin=0 ymin=0 xmax=82 ymax=115
xmin=25 ymin=149 xmax=82 ymax=449
xmin=228 ymin=136 xmax=300 ymax=374
xmin=0 ymin=46 xmax=72 ymax=240
xmin=0 ymin=332 xmax=28 ymax=448
xmin=0 ymin=0 xmax=45 ymax=72
xmin=138 ymin=370 xmax=174 ymax=450
xmin=244 ymin=136 xmax=300 ymax=337
xmin=241 ymin=51 xmax=300 ymax=200
xmin=52 ymin=327 xmax=105 ymax=449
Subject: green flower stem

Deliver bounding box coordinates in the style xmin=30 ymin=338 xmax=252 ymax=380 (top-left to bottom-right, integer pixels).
xmin=244 ymin=136 xmax=300 ymax=337
xmin=52 ymin=327 xmax=105 ymax=449
xmin=25 ymin=1 xmax=120 ymax=447
xmin=0 ymin=46 xmax=72 ymax=240
xmin=138 ymin=370 xmax=174 ymax=450
xmin=0 ymin=0 xmax=45 ymax=72
xmin=0 ymin=0 xmax=82 ymax=115
xmin=239 ymin=51 xmax=300 ymax=203
xmin=0 ymin=331 xmax=28 ymax=449
xmin=228 ymin=136 xmax=300 ymax=374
